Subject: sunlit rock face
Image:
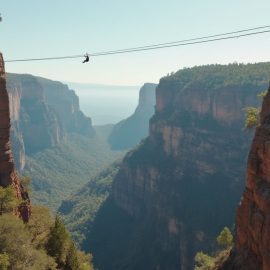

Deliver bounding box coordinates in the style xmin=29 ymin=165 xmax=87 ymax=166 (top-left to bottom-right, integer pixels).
xmin=0 ymin=53 xmax=30 ymax=222
xmin=88 ymin=64 xmax=270 ymax=270
xmin=6 ymin=73 xmax=95 ymax=171
xmin=7 ymin=74 xmax=64 ymax=170
xmin=219 ymin=85 xmax=270 ymax=270
xmin=37 ymin=76 xmax=95 ymax=137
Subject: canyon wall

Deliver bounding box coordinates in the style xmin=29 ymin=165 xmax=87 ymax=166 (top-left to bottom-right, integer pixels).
xmin=7 ymin=74 xmax=63 ymax=157
xmin=88 ymin=63 xmax=270 ymax=270
xmin=108 ymin=83 xmax=156 ymax=150
xmin=0 ymin=53 xmax=30 ymax=222
xmin=37 ymin=77 xmax=95 ymax=136
xmin=6 ymin=74 xmax=95 ymax=171
xmin=219 ymin=83 xmax=270 ymax=270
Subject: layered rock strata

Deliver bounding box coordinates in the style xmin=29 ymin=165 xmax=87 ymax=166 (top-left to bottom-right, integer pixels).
xmin=7 ymin=74 xmax=64 ymax=156
xmin=6 ymin=73 xmax=95 ymax=171
xmin=0 ymin=53 xmax=30 ymax=222
xmin=220 ymin=85 xmax=270 ymax=270
xmin=37 ymin=76 xmax=95 ymax=136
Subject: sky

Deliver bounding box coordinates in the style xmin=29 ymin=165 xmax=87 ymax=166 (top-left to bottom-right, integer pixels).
xmin=1 ymin=0 xmax=270 ymax=85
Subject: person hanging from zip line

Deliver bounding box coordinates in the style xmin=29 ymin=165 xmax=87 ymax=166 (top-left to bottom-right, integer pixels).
xmin=82 ymin=53 xmax=89 ymax=63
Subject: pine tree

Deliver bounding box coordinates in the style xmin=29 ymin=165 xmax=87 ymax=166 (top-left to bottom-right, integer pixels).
xmin=0 ymin=253 xmax=9 ymax=270
xmin=216 ymin=227 xmax=233 ymax=248
xmin=46 ymin=216 xmax=69 ymax=266
xmin=65 ymin=242 xmax=79 ymax=270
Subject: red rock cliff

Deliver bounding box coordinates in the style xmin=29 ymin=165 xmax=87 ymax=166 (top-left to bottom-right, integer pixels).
xmin=0 ymin=53 xmax=30 ymax=222
xmin=220 ymin=83 xmax=270 ymax=270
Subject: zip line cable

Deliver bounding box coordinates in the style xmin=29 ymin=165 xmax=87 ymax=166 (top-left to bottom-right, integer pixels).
xmin=90 ymin=30 xmax=270 ymax=56
xmin=5 ymin=25 xmax=270 ymax=63
xmin=79 ymin=24 xmax=270 ymax=55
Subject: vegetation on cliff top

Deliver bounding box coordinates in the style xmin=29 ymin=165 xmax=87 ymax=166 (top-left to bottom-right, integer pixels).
xmin=161 ymin=63 xmax=270 ymax=90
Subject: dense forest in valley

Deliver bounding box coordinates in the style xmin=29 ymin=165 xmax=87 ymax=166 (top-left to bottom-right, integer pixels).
xmin=59 ymin=162 xmax=120 ymax=245
xmin=6 ymin=73 xmax=126 ymax=211
xmin=23 ymin=127 xmax=124 ymax=210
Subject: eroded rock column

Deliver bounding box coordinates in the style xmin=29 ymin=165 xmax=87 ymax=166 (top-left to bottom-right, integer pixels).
xmin=0 ymin=52 xmax=30 ymax=222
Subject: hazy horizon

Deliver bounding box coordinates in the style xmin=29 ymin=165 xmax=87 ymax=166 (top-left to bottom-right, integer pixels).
xmin=67 ymin=82 xmax=141 ymax=125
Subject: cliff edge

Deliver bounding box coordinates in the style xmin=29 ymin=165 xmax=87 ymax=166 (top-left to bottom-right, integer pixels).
xmin=108 ymin=83 xmax=156 ymax=150
xmin=219 ymin=83 xmax=270 ymax=270
xmin=0 ymin=53 xmax=30 ymax=222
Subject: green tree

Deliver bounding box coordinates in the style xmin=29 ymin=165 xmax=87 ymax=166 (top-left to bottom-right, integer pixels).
xmin=257 ymin=90 xmax=267 ymax=99
xmin=77 ymin=251 xmax=94 ymax=270
xmin=20 ymin=176 xmax=32 ymax=194
xmin=244 ymin=106 xmax=260 ymax=129
xmin=244 ymin=90 xmax=268 ymax=129
xmin=45 ymin=215 xmax=94 ymax=269
xmin=66 ymin=242 xmax=79 ymax=270
xmin=216 ymin=227 xmax=233 ymax=248
xmin=0 ymin=186 xmax=18 ymax=215
xmin=194 ymin=251 xmax=214 ymax=270
xmin=27 ymin=205 xmax=53 ymax=247
xmin=0 ymin=213 xmax=56 ymax=269
xmin=46 ymin=216 xmax=69 ymax=266
xmin=0 ymin=253 xmax=9 ymax=270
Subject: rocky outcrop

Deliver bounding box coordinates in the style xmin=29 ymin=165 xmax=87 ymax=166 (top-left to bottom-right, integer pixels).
xmin=6 ymin=73 xmax=95 ymax=171
xmin=219 ymin=85 xmax=270 ymax=270
xmin=108 ymin=83 xmax=156 ymax=150
xmin=0 ymin=53 xmax=30 ymax=222
xmin=8 ymin=86 xmax=25 ymax=171
xmin=88 ymin=63 xmax=270 ymax=270
xmin=37 ymin=77 xmax=95 ymax=136
xmin=7 ymin=74 xmax=64 ymax=158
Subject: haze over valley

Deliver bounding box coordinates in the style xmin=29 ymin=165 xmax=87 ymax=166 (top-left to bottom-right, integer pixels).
xmin=67 ymin=82 xmax=140 ymax=125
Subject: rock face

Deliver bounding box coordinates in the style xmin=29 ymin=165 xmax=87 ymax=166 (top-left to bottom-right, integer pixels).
xmin=219 ymin=86 xmax=270 ymax=269
xmin=7 ymin=74 xmax=63 ymax=158
xmin=8 ymin=86 xmax=26 ymax=172
xmin=108 ymin=83 xmax=156 ymax=150
xmin=88 ymin=64 xmax=270 ymax=270
xmin=37 ymin=77 xmax=95 ymax=136
xmin=6 ymin=73 xmax=95 ymax=171
xmin=0 ymin=53 xmax=30 ymax=222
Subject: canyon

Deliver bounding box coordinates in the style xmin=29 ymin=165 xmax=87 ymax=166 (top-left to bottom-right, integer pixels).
xmin=5 ymin=73 xmax=123 ymax=210
xmin=4 ymin=60 xmax=270 ymax=270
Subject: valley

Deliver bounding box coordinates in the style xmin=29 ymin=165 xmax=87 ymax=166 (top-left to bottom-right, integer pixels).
xmin=2 ymin=3 xmax=270 ymax=268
